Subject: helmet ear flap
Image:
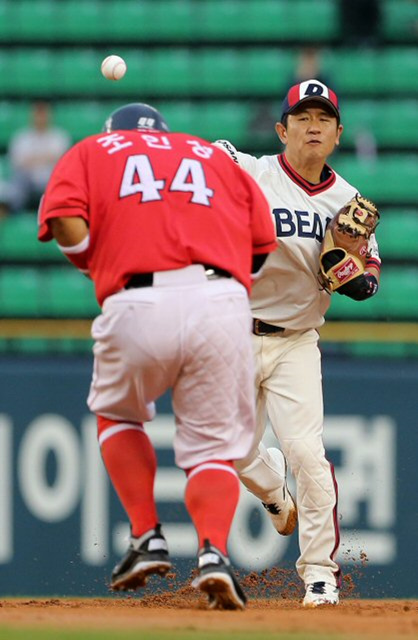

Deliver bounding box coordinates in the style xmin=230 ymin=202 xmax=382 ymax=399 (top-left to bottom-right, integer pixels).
xmin=103 ymin=103 xmax=170 ymax=133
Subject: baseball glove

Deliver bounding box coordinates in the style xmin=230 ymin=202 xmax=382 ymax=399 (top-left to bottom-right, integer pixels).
xmin=318 ymin=194 xmax=380 ymax=294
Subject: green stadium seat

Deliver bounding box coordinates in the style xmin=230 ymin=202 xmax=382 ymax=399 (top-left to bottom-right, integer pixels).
xmin=0 ymin=336 xmax=94 ymax=355
xmin=376 ymin=268 xmax=418 ymax=319
xmin=341 ymin=101 xmax=418 ymax=148
xmin=0 ymin=102 xmax=30 ymax=147
xmin=346 ymin=343 xmax=418 ymax=358
xmin=71 ymin=49 xmax=167 ymax=97
xmin=242 ymin=49 xmax=294 ymax=95
xmin=194 ymin=102 xmax=253 ymax=142
xmin=327 ymin=267 xmax=418 ymax=321
xmin=382 ymin=0 xmax=418 ymax=42
xmin=58 ymin=49 xmax=103 ymax=95
xmin=197 ymin=1 xmax=290 ymax=40
xmin=382 ymin=49 xmax=418 ymax=94
xmin=10 ymin=337 xmax=52 ymax=353
xmin=150 ymin=49 xmax=192 ymax=95
xmin=2 ymin=206 xmax=412 ymax=267
xmin=153 ymin=101 xmax=195 ymax=136
xmin=193 ymin=49 xmax=293 ymax=96
xmin=324 ymin=48 xmax=418 ymax=95
xmin=151 ymin=0 xmax=195 ymax=41
xmin=378 ymin=210 xmax=418 ymax=260
xmin=52 ymin=337 xmax=93 ymax=354
xmin=0 ymin=267 xmax=43 ymax=316
xmin=0 ymin=154 xmax=10 ymax=181
xmin=158 ymin=100 xmax=253 ymax=142
xmin=0 ymin=213 xmax=64 ymax=262
xmin=289 ymin=0 xmax=337 ymax=40
xmin=8 ymin=49 xmax=55 ymax=96
xmin=0 ymin=97 xmax=416 ymax=152
xmin=54 ymin=101 xmax=110 ymax=140
xmin=44 ymin=268 xmax=99 ymax=317
xmin=327 ymin=288 xmax=375 ymax=321
xmin=0 ymin=2 xmax=13 ymax=41
xmin=196 ymin=50 xmax=243 ymax=95
xmin=13 ymin=0 xmax=58 ymax=41
xmin=0 ymin=0 xmax=336 ymax=43
xmin=76 ymin=0 xmax=194 ymax=42
xmin=0 ymin=47 xmax=416 ymax=99
xmin=0 ymin=51 xmax=18 ymax=95
xmin=55 ymin=0 xmax=104 ymax=41
xmin=0 ymin=0 xmax=415 ymax=45
xmin=100 ymin=0 xmax=154 ymax=41
xmin=332 ymin=155 xmax=418 ymax=204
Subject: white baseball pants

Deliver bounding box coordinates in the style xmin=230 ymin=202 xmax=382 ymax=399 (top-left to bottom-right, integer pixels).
xmin=88 ymin=265 xmax=256 ymax=470
xmin=235 ymin=328 xmax=340 ymax=587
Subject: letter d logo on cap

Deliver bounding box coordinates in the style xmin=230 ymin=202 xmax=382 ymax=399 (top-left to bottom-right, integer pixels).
xmin=300 ymin=80 xmax=329 ymax=99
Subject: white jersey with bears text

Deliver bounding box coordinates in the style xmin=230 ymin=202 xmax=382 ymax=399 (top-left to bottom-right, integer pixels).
xmin=214 ymin=140 xmax=379 ymax=330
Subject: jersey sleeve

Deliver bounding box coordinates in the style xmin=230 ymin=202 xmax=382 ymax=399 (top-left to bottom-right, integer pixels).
xmin=38 ymin=142 xmax=89 ymax=242
xmin=213 ymin=139 xmax=259 ymax=176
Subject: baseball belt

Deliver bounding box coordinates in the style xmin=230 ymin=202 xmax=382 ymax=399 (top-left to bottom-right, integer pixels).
xmin=125 ymin=265 xmax=232 ymax=289
xmin=252 ymin=319 xmax=285 ymax=336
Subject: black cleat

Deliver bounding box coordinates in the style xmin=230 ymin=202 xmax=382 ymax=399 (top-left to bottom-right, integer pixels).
xmin=192 ymin=540 xmax=247 ymax=610
xmin=111 ymin=524 xmax=172 ymax=591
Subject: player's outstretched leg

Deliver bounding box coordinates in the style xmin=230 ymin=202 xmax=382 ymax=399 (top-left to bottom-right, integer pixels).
xmin=261 ymin=448 xmax=298 ymax=535
xmin=192 ymin=540 xmax=247 ymax=610
xmin=111 ymin=524 xmax=172 ymax=591
xmin=237 ymin=446 xmax=298 ymax=536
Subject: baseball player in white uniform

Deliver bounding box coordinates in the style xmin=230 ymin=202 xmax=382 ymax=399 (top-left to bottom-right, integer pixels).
xmin=215 ymin=79 xmax=381 ymax=607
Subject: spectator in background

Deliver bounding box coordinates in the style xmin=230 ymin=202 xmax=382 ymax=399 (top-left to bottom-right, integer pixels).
xmin=7 ymin=100 xmax=71 ymax=213
xmin=339 ymin=0 xmax=382 ymax=46
xmin=291 ymin=47 xmax=333 ymax=89
xmin=249 ymin=47 xmax=334 ymax=149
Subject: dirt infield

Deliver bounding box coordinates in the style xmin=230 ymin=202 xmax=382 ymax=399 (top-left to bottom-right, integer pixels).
xmin=0 ymin=596 xmax=417 ymax=638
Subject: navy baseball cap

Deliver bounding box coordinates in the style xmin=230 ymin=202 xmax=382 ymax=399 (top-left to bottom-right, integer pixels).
xmin=281 ymin=79 xmax=340 ymax=122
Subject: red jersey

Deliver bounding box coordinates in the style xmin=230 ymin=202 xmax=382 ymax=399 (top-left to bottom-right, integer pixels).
xmin=39 ymin=130 xmax=276 ymax=304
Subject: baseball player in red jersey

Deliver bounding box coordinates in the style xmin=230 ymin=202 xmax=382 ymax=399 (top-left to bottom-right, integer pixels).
xmin=215 ymin=80 xmax=381 ymax=607
xmin=38 ymin=103 xmax=277 ymax=610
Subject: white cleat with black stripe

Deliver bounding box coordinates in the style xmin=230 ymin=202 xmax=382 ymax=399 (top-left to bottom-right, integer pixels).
xmin=261 ymin=448 xmax=298 ymax=536
xmin=303 ymin=581 xmax=340 ymax=607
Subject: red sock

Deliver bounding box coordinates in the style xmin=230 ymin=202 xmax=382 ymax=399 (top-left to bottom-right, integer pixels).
xmin=185 ymin=461 xmax=240 ymax=555
xmin=97 ymin=415 xmax=158 ymax=538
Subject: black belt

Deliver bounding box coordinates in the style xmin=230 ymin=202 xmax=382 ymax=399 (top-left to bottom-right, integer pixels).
xmin=252 ymin=318 xmax=285 ymax=336
xmin=125 ymin=265 xmax=231 ymax=289
xmin=125 ymin=273 xmax=153 ymax=288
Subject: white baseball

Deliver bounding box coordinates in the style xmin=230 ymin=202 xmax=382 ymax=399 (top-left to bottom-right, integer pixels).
xmin=101 ymin=55 xmax=127 ymax=81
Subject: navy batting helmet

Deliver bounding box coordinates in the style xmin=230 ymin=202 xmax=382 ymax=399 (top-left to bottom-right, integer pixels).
xmin=103 ymin=103 xmax=170 ymax=133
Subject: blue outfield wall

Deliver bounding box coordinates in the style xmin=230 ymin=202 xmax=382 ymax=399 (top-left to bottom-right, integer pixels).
xmin=0 ymin=354 xmax=416 ymax=599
